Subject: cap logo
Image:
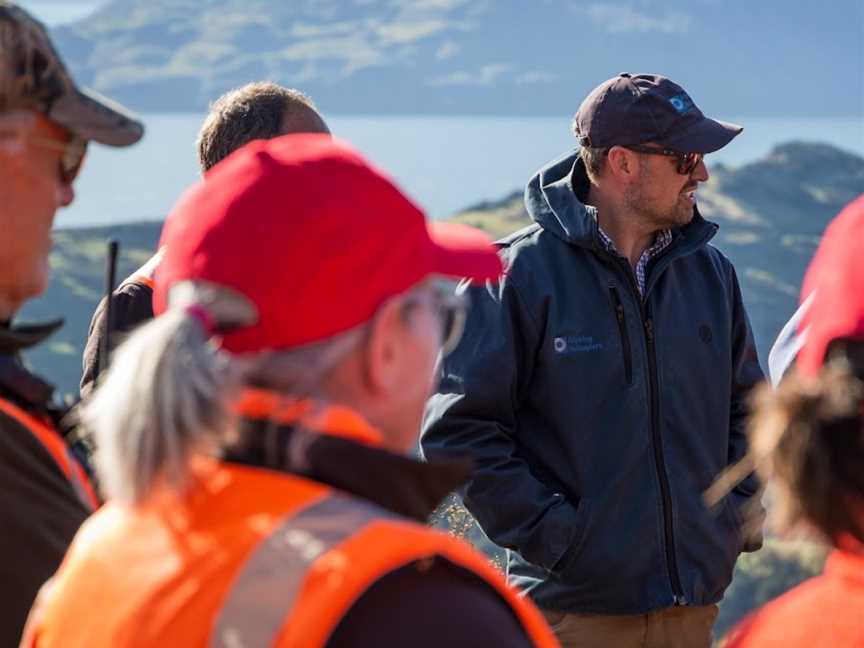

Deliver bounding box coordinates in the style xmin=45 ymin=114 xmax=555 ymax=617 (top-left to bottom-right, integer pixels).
xmin=668 ymin=93 xmax=695 ymax=115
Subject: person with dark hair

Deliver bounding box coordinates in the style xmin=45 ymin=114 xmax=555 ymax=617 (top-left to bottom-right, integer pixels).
xmin=722 ymin=194 xmax=864 ymax=647
xmin=22 ymin=135 xmax=560 ymax=648
xmin=79 ymin=82 xmax=330 ymax=397
xmin=0 ymin=2 xmax=144 ymax=644
xmin=422 ymin=73 xmax=764 ymax=648
xmin=196 ymin=82 xmax=329 ymax=172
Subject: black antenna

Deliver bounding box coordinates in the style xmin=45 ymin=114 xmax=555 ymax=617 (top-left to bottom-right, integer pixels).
xmin=97 ymin=239 xmax=119 ymax=383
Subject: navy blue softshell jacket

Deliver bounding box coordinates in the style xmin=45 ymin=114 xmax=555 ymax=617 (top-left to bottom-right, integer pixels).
xmin=421 ymin=150 xmax=764 ymax=615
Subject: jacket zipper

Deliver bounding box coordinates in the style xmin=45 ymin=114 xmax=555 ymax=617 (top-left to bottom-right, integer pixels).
xmin=608 ymin=286 xmax=633 ymax=385
xmin=643 ymin=315 xmax=686 ymax=605
xmin=612 ymin=258 xmax=687 ymax=606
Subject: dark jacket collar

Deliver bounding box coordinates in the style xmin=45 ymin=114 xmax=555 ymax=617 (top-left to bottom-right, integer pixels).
xmin=523 ymin=148 xmax=717 ymax=255
xmin=0 ymin=318 xmax=63 ymax=354
xmin=0 ymin=319 xmax=62 ymax=413
xmin=224 ymin=417 xmax=472 ymax=522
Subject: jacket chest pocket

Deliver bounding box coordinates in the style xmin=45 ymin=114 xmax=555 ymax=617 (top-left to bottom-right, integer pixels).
xmin=546 ymin=314 xmax=634 ymax=396
xmin=608 ymin=286 xmax=633 ymax=386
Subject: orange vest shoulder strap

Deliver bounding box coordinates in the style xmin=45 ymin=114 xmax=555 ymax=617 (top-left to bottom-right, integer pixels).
xmin=0 ymin=398 xmax=98 ymax=510
xmin=210 ymin=493 xmax=558 ymax=648
xmin=233 ymin=390 xmax=384 ymax=447
xmin=120 ymin=274 xmax=154 ymax=290
xmin=120 ymin=248 xmax=162 ymax=290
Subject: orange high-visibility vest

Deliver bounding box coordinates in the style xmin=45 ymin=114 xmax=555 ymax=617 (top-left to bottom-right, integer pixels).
xmin=24 ymin=439 xmax=558 ymax=647
xmin=24 ymin=463 xmax=559 ymax=648
xmin=0 ymin=398 xmax=98 ymax=510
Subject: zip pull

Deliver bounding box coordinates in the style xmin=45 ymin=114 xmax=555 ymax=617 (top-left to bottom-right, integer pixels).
xmin=645 ymin=318 xmax=654 ymax=342
xmin=609 ymin=284 xmax=626 ymax=324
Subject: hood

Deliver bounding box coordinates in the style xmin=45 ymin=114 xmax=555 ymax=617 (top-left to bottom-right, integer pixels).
xmin=524 ymin=148 xmax=599 ymax=248
xmin=524 ymin=148 xmax=717 ymax=251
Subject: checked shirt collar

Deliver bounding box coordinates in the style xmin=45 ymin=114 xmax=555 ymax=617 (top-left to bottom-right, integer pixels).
xmin=597 ymin=227 xmax=673 ymax=297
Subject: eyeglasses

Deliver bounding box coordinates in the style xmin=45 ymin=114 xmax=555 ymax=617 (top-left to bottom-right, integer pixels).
xmin=27 ymin=134 xmax=88 ymax=184
xmin=403 ymin=279 xmax=468 ymax=356
xmin=625 ymin=145 xmax=703 ymax=176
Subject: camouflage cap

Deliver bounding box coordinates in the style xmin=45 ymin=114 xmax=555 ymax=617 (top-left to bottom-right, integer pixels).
xmin=0 ymin=1 xmax=143 ymax=146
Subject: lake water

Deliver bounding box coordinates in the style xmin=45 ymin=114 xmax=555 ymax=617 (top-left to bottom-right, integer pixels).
xmin=57 ymin=114 xmax=864 ymax=229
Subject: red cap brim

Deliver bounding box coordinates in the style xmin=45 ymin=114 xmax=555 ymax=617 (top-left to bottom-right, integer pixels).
xmin=427 ymin=221 xmax=503 ymax=283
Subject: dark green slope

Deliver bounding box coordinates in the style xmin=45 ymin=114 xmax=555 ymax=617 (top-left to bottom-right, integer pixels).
xmin=19 ymin=222 xmax=161 ymax=399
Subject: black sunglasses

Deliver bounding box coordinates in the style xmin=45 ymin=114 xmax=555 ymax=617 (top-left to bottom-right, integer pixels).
xmin=625 ymin=145 xmax=703 ymax=176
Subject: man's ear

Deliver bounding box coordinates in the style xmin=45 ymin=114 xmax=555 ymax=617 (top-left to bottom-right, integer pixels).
xmin=360 ymin=298 xmax=404 ymax=396
xmin=606 ymin=146 xmax=638 ymax=181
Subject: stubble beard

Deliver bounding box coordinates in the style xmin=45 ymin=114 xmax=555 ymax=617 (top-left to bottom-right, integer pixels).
xmin=623 ymin=174 xmax=694 ymax=231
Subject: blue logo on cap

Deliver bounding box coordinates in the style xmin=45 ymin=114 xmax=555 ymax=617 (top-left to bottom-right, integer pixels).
xmin=668 ymin=93 xmax=695 ymax=115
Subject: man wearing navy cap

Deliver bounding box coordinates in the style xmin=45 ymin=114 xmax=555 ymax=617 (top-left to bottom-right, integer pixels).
xmin=423 ymin=73 xmax=764 ymax=647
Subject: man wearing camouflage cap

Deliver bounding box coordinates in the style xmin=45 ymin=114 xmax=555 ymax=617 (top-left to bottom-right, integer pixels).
xmin=0 ymin=2 xmax=143 ymax=644
xmin=423 ymin=73 xmax=764 ymax=647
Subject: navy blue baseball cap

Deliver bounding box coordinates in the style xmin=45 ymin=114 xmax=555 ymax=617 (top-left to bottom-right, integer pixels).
xmin=573 ymin=73 xmax=742 ymax=154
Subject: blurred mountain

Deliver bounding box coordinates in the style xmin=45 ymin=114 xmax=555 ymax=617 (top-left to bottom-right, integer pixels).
xmin=18 ymin=141 xmax=864 ymax=397
xmin=48 ymin=0 xmax=863 ymax=116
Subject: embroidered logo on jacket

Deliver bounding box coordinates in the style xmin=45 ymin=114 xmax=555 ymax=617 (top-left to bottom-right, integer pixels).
xmin=553 ymin=336 xmax=604 ymax=353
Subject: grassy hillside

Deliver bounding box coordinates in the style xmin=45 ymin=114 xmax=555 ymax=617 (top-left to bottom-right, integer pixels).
xmin=19 ymin=222 xmax=161 ymax=398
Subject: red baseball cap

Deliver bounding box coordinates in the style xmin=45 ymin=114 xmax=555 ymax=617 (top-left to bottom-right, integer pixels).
xmin=153 ymin=134 xmax=502 ymax=353
xmin=796 ymin=194 xmax=864 ymax=377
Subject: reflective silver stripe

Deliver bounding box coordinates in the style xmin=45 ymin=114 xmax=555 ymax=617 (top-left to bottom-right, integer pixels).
xmin=211 ymin=494 xmax=396 ymax=648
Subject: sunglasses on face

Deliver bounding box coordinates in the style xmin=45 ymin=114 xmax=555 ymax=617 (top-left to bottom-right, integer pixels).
xmin=28 ymin=134 xmax=88 ymax=184
xmin=625 ymin=145 xmax=703 ymax=176
xmin=403 ymin=279 xmax=468 ymax=356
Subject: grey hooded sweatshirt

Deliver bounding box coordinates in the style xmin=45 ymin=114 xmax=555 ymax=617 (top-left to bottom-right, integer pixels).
xmin=422 ymin=149 xmax=764 ymax=615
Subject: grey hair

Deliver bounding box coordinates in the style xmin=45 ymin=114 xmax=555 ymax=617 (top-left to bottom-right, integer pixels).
xmin=247 ymin=325 xmax=368 ymax=396
xmin=83 ymin=280 xmax=373 ymax=504
xmin=82 ymin=281 xmax=258 ymax=504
